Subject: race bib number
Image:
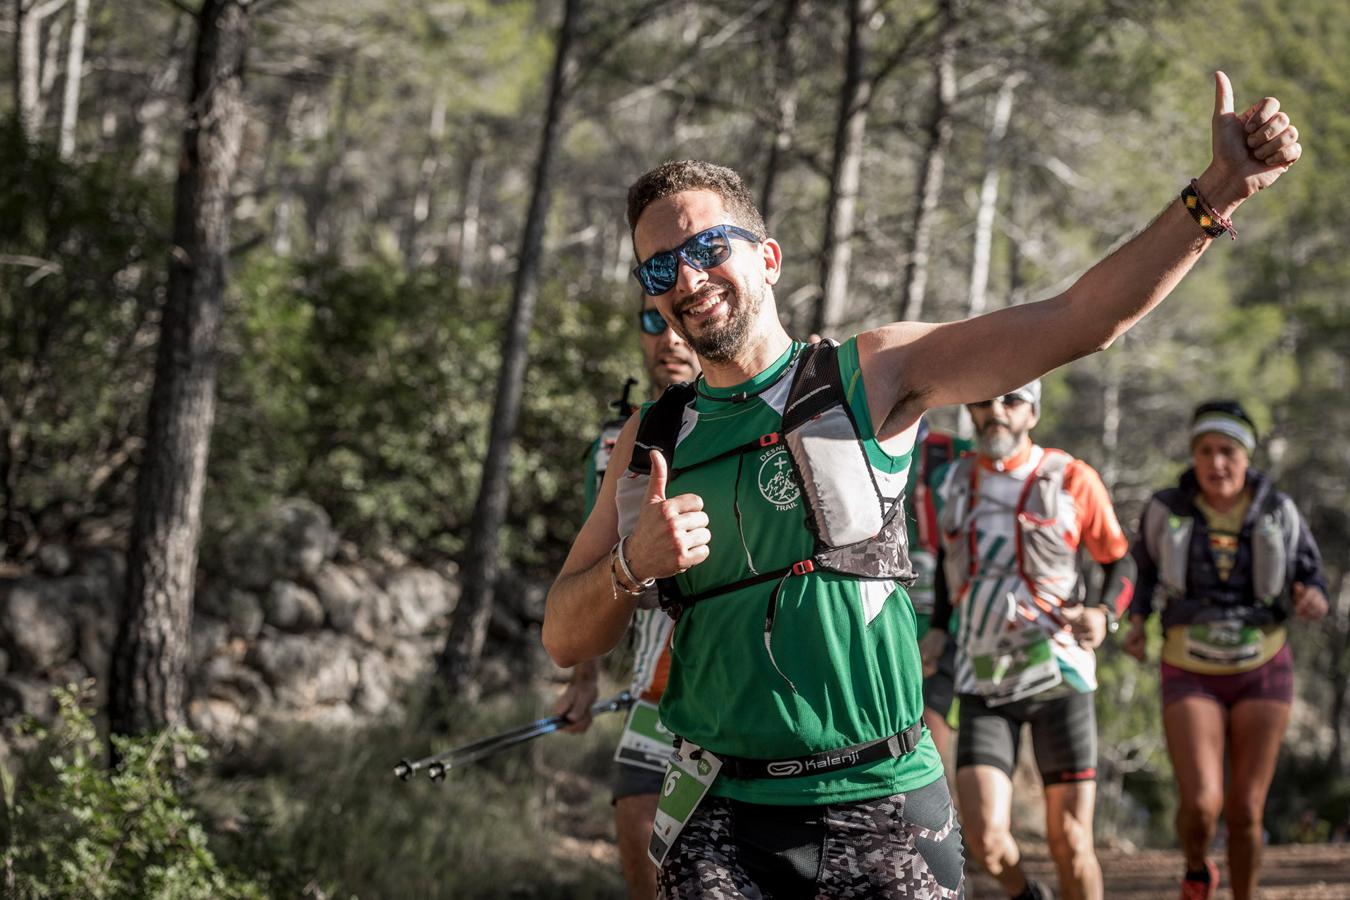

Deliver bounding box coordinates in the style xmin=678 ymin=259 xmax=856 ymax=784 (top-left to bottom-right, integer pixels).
xmin=972 ymin=626 xmax=1062 ymax=704
xmin=613 ymin=699 xmax=676 ymax=773
xmin=648 ymin=742 xmax=721 ymax=868
xmin=1185 ymin=621 xmax=1263 ymax=665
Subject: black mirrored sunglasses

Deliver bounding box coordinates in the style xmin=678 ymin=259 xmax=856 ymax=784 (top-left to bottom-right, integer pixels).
xmin=638 ymin=308 xmax=668 ymax=335
xmin=632 ymin=223 xmax=761 ymax=296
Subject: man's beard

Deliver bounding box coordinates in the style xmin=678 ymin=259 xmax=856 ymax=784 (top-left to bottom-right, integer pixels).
xmin=978 ymin=423 xmax=1022 ymax=460
xmin=683 ymin=281 xmax=761 ymax=364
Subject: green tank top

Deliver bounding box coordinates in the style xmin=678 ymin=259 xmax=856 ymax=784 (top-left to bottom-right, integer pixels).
xmin=649 ymin=338 xmax=943 ymax=805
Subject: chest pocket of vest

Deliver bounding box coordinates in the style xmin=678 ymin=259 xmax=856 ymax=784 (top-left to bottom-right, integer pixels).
xmin=1016 ymin=455 xmax=1079 ymax=604
xmin=1154 ymin=512 xmax=1194 ymax=602
xmin=1250 ymin=499 xmax=1296 ymax=605
xmin=785 ymin=403 xmax=887 ymax=546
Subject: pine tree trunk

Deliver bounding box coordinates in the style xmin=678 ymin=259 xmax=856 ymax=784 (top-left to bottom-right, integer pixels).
xmin=437 ymin=0 xmax=583 ymax=701
xmin=108 ymin=0 xmax=251 ymax=738
xmin=36 ymin=8 xmax=62 ymax=126
xmin=133 ymin=15 xmax=189 ymax=176
xmin=814 ymin=0 xmax=875 ymax=336
xmin=304 ymin=60 xmax=354 ymax=256
xmin=15 ymin=0 xmax=66 ymax=139
xmin=897 ymin=0 xmax=957 ymax=322
xmin=455 ymin=147 xmax=485 ymax=288
xmin=1007 ymin=160 xmax=1026 ymax=307
xmin=965 ymin=72 xmax=1020 ymax=317
xmin=758 ymin=0 xmax=801 ymax=229
xmin=56 ymin=0 xmax=87 ymax=160
xmin=402 ymin=89 xmax=446 ymax=268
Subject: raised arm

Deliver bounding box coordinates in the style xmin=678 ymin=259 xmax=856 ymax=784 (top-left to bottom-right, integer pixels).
xmin=860 ymin=72 xmax=1302 ymax=439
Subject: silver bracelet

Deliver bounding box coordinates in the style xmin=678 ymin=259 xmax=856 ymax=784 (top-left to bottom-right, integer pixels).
xmin=616 ymin=535 xmax=655 ymax=592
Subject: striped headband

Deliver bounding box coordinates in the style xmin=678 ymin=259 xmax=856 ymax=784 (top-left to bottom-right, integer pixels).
xmin=1190 ymin=411 xmax=1255 ymax=454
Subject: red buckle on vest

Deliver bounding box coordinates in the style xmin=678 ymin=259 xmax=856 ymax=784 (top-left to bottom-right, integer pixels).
xmin=759 ymin=432 xmax=780 ymax=447
xmin=791 ymin=560 xmax=814 ymax=576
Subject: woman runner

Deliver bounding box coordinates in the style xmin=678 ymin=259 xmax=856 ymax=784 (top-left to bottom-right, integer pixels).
xmin=1124 ymin=399 xmax=1329 ymax=900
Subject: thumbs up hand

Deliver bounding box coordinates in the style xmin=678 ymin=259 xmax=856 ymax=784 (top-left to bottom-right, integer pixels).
xmin=621 ymin=449 xmax=712 ymax=586
xmin=1203 ymin=70 xmax=1301 ymax=209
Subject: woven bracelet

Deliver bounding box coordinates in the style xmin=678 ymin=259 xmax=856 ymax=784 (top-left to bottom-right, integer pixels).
xmin=1181 ymin=180 xmax=1237 ymax=240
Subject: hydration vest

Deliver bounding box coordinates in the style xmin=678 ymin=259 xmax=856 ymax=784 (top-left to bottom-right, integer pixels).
xmin=936 ymin=448 xmax=1084 ymax=614
xmin=1140 ymin=468 xmax=1299 ymax=624
xmin=622 ymin=340 xmax=915 ymax=621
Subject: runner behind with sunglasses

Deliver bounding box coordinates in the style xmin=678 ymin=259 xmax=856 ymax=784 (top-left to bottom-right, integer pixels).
xmin=552 ymin=294 xmax=699 ymax=900
xmin=543 ymin=72 xmax=1301 ymax=899
xmin=1124 ymin=400 xmax=1328 ymax=900
xmin=924 ymin=382 xmax=1134 ymax=900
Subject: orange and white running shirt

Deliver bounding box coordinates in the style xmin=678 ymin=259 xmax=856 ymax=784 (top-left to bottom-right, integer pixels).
xmin=629 ymin=609 xmax=674 ymax=702
xmin=942 ymin=444 xmax=1128 ymax=704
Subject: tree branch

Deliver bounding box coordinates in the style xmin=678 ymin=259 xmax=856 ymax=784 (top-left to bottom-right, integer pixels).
xmin=569 ymin=0 xmax=667 ymax=88
xmin=0 ymin=254 xmax=62 ymax=286
xmin=868 ymin=9 xmax=939 ymax=95
xmin=157 ymin=0 xmax=199 ymax=17
xmin=30 ymin=0 xmax=69 ymax=22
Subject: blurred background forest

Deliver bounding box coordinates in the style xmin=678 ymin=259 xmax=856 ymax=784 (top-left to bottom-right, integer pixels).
xmin=1 ymin=0 xmax=1348 ymax=896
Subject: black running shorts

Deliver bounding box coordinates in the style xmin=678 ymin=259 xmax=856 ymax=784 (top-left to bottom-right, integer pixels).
xmin=613 ymin=759 xmax=664 ymax=803
xmin=659 ymin=777 xmax=965 ymax=899
xmin=954 ymin=690 xmax=1097 ymax=784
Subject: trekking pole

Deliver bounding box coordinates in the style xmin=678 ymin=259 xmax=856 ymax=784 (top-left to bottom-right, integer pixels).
xmin=394 ymin=690 xmax=634 ymax=782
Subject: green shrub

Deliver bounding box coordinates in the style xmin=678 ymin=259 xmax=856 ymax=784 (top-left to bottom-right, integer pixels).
xmin=0 ymin=686 xmax=261 ymax=900
xmin=198 ymin=689 xmax=626 ymax=899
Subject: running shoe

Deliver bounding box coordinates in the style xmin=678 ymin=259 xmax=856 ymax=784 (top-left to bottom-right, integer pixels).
xmin=1013 ymin=880 xmax=1053 ymax=900
xmin=1179 ymin=859 xmax=1220 ymax=900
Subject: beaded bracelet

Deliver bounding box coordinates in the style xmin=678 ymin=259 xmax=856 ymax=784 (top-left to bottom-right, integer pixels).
xmin=1181 ymin=180 xmax=1237 ymax=241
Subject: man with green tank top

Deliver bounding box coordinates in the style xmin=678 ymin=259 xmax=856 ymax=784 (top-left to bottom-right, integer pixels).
xmin=544 ymin=79 xmax=1301 ymax=898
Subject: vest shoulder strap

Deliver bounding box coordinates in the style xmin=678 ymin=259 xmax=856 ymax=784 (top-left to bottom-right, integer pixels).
xmin=629 ymin=382 xmax=695 ymax=475
xmin=781 ymin=339 xmax=843 ymax=431
xmin=1034 ymin=448 xmax=1072 ymax=479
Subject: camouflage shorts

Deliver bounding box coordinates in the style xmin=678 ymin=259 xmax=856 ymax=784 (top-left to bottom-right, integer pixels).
xmin=659 ymin=776 xmax=964 ymax=899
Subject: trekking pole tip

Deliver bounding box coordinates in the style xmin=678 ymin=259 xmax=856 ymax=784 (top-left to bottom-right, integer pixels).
xmin=394 ymin=759 xmax=414 ymax=781
xmin=428 ymin=761 xmax=447 ymax=782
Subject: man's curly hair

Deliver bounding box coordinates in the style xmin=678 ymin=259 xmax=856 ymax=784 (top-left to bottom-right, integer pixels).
xmin=626 ymin=160 xmax=767 ymax=245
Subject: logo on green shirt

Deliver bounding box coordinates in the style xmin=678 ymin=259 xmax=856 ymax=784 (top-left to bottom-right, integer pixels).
xmin=758 ymin=448 xmax=800 ymax=510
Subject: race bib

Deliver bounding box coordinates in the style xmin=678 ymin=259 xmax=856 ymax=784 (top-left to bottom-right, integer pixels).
xmin=613 ymin=699 xmax=676 ymax=773
xmin=648 ymin=741 xmax=721 ymax=868
xmin=972 ymin=626 xmax=1062 ymax=704
xmin=1185 ymin=621 xmax=1263 ymax=665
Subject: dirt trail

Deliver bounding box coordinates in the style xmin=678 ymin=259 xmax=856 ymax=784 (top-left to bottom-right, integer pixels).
xmin=965 ymin=842 xmax=1350 ymax=899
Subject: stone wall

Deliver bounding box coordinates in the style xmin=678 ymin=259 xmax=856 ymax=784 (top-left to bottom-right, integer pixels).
xmin=0 ymin=500 xmax=466 ymax=745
